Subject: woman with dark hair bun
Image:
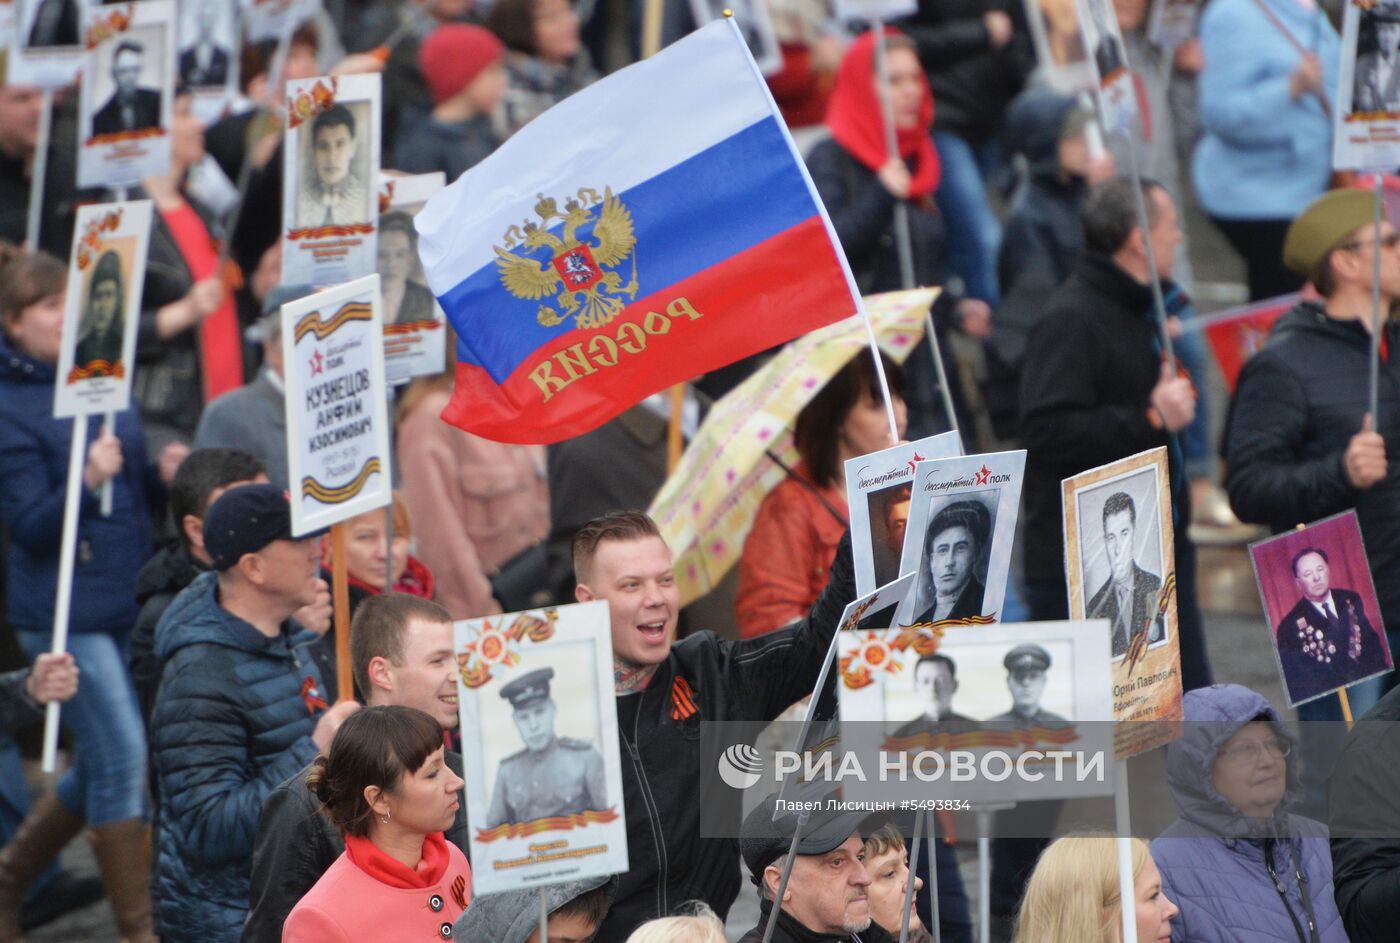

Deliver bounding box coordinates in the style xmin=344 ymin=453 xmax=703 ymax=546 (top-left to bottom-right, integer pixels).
xmin=285 ymin=705 xmax=472 ymax=942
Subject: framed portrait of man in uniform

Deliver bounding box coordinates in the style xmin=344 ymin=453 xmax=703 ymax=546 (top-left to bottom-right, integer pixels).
xmin=454 ymin=600 xmax=628 ymax=895
xmin=1249 ymin=511 xmax=1392 ymax=707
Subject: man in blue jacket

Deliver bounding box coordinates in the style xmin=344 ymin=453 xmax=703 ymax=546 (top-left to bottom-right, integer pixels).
xmin=149 ymin=484 xmax=359 ymax=942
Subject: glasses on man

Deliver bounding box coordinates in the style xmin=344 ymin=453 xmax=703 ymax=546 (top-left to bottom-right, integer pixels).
xmin=1217 ymin=737 xmax=1292 ymax=763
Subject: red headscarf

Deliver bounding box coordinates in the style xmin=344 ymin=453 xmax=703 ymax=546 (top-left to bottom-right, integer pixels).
xmin=825 ymin=29 xmax=940 ymax=201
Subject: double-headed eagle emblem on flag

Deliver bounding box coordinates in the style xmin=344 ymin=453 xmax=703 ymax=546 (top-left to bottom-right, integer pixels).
xmin=494 ymin=187 xmax=639 ymax=329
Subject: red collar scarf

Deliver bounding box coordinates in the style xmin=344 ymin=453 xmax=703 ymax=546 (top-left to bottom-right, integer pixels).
xmin=346 ymin=554 xmax=437 ymax=600
xmin=825 ymin=28 xmax=940 ymax=201
xmin=345 ymin=831 xmax=450 ymax=890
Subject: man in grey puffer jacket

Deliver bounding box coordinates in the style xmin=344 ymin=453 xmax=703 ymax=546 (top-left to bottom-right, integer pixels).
xmin=1150 ymin=684 xmax=1347 ymax=943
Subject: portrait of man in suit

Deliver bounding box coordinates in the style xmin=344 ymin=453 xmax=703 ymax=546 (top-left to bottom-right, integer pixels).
xmin=1275 ymin=547 xmax=1390 ymax=704
xmin=91 ymin=40 xmax=163 ymax=137
xmin=179 ymin=0 xmax=230 ymax=88
xmin=1086 ymin=491 xmax=1164 ymax=658
xmin=1354 ymin=8 xmax=1400 ymax=114
xmin=909 ymin=500 xmax=990 ymax=625
xmin=24 ymin=0 xmax=81 ymax=49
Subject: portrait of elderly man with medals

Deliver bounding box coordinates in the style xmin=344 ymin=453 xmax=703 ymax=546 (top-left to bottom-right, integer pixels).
xmin=1275 ymin=546 xmax=1389 ymax=703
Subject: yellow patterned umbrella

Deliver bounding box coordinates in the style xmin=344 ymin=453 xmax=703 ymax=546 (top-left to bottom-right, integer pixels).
xmin=649 ymin=288 xmax=938 ymax=606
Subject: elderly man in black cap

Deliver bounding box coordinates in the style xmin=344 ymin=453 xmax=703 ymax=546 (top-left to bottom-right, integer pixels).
xmin=909 ymin=501 xmax=989 ymax=625
xmin=148 ymin=483 xmax=359 ymax=942
xmin=486 ymin=666 xmax=607 ymax=829
xmin=737 ymin=798 xmax=895 ymax=943
xmin=991 ymin=645 xmax=1067 ymax=726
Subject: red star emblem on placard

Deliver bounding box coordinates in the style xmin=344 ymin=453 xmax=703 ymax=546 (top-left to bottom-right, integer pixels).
xmin=974 ymin=465 xmax=991 ymax=485
xmin=309 ymin=349 xmax=324 ymax=376
xmin=906 ymin=452 xmax=925 ymax=473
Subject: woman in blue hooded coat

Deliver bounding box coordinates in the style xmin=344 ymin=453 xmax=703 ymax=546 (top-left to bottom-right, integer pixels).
xmin=1150 ymin=683 xmax=1348 ymax=942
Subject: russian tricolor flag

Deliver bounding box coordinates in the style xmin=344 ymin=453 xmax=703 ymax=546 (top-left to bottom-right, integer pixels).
xmin=415 ymin=19 xmax=861 ymax=444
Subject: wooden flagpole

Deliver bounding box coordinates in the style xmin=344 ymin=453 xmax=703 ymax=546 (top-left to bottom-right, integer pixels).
xmin=331 ymin=522 xmax=353 ymax=702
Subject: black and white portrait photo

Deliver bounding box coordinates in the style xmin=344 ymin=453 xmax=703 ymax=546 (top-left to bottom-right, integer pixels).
xmin=483 ymin=663 xmax=608 ymax=829
xmin=377 ymin=211 xmax=436 ymax=326
xmin=91 ymin=37 xmax=165 ymax=137
xmin=296 ymin=102 xmax=373 ymax=230
xmin=75 ymin=249 xmax=128 ymax=368
xmin=20 ymin=0 xmax=86 ymax=49
xmin=990 ymin=643 xmax=1070 ymax=727
xmin=1076 ymin=471 xmax=1169 ymax=661
xmin=906 ymin=493 xmax=997 ymax=625
xmin=1353 ymin=3 xmax=1400 ymax=114
xmin=178 ymin=0 xmax=234 ymax=89
xmin=687 ymin=0 xmax=782 ymax=74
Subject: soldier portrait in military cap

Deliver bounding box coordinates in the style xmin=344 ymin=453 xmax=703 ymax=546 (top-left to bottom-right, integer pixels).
xmin=990 ymin=644 xmax=1069 ymax=726
xmin=485 ymin=666 xmax=608 ymax=828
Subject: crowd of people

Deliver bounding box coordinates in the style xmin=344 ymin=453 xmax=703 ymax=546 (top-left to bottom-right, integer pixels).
xmin=2 ymin=0 xmax=1400 ymax=941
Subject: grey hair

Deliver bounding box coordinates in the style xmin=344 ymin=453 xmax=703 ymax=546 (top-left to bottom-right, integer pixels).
xmin=762 ymin=855 xmax=790 ymax=901
xmin=1082 ymin=176 xmax=1166 ymax=255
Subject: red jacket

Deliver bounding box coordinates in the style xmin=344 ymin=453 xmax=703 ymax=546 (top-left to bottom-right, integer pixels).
xmin=735 ymin=464 xmax=848 ymax=638
xmin=282 ymin=836 xmax=471 ymax=943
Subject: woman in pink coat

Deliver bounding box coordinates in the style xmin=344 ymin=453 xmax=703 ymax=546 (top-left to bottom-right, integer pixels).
xmin=284 ymin=706 xmax=472 ymax=942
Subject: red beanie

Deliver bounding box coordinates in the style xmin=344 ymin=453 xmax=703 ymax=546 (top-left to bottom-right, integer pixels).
xmin=419 ymin=24 xmax=505 ymax=106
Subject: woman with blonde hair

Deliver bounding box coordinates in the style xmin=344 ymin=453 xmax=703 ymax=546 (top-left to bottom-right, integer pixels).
xmin=624 ymin=902 xmax=726 ymax=943
xmin=1015 ymin=836 xmax=1177 ymax=942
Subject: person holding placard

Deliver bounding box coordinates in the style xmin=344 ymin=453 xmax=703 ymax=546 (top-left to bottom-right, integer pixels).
xmin=570 ymin=510 xmax=855 ymax=941
xmin=0 ymin=245 xmax=163 ymax=943
xmin=1193 ymin=0 xmax=1339 ymax=301
xmin=149 ymin=484 xmax=359 ymax=942
xmin=244 ymin=594 xmax=469 ymax=943
xmin=806 ymin=29 xmax=989 ymax=438
xmin=1151 ymin=684 xmax=1348 ymax=942
xmin=283 ymin=706 xmax=471 ymax=943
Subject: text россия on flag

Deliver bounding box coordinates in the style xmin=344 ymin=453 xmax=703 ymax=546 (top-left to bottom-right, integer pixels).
xmin=415 ymin=20 xmax=859 ymax=444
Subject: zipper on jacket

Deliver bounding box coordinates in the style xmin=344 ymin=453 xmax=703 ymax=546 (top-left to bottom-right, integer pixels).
xmin=1264 ymin=839 xmax=1319 ymax=943
xmin=621 ymin=691 xmax=668 ymax=918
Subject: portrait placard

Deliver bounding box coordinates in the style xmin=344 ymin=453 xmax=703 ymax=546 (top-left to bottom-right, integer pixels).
xmin=832 ymin=0 xmax=917 ymax=20
xmin=53 ymin=199 xmax=151 ymax=418
xmin=281 ymin=72 xmax=381 ymax=287
xmin=241 ymin=0 xmax=313 ymax=43
xmin=1063 ymin=447 xmax=1183 ymax=758
xmin=377 ymin=171 xmax=448 ymax=385
xmin=177 ymin=0 xmax=238 ymax=122
xmin=837 ymin=620 xmax=1115 ymax=804
xmin=8 ymin=0 xmax=90 ymax=87
xmin=845 ymin=431 xmax=962 ymax=596
xmin=1077 ymin=0 xmax=1136 ymax=131
xmin=894 ymin=450 xmax=1027 ymax=629
xmin=281 ymin=275 xmax=393 ymax=537
xmin=76 ymin=0 xmax=174 ymax=189
xmin=1147 ymin=0 xmax=1197 ymax=50
xmin=1334 ymin=0 xmax=1400 ymax=171
xmin=1022 ymin=0 xmax=1095 ymax=92
xmin=454 ymin=600 xmax=628 ymax=896
xmin=688 ymin=0 xmax=782 ymax=75
xmin=1249 ymin=511 xmax=1392 ymax=707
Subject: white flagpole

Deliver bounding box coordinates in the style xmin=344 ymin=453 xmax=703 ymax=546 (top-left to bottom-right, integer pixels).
xmin=727 ymin=15 xmax=900 ymax=443
xmin=42 ymin=417 xmax=90 ymax=773
xmin=24 ymin=89 xmax=54 ymax=250
xmin=1116 ymin=759 xmax=1138 ymax=943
